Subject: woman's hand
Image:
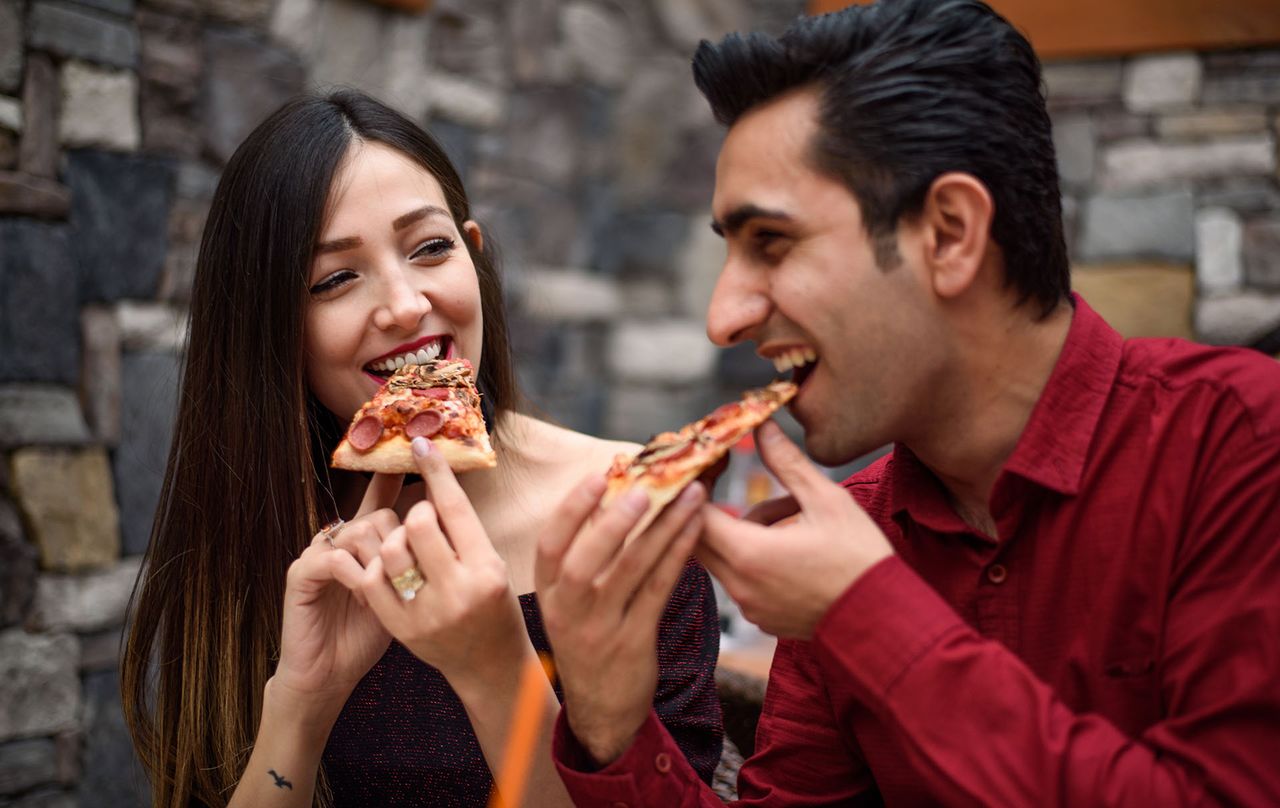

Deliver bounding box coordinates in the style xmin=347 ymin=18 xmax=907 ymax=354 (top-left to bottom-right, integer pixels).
xmin=336 ymin=438 xmax=531 ymax=696
xmin=270 ymin=473 xmax=403 ymax=724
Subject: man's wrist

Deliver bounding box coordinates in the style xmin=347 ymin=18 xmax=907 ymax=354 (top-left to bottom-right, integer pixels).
xmin=564 ymin=705 xmax=642 ymax=768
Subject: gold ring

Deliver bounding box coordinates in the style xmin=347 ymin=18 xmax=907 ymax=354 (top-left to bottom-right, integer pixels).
xmin=390 ymin=567 xmax=426 ymax=601
xmin=320 ymin=518 xmax=345 ymax=548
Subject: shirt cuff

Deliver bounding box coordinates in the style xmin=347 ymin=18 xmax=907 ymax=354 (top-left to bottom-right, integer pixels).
xmin=552 ymin=709 xmax=694 ymax=806
xmin=813 ymin=555 xmax=966 ymax=701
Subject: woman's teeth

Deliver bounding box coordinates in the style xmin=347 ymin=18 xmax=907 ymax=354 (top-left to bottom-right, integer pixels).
xmin=771 ymin=347 xmax=817 ymax=373
xmin=370 ymin=341 xmax=442 ymax=373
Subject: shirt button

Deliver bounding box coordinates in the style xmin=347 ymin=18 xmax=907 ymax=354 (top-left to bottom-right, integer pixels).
xmin=654 ymin=752 xmax=672 ymax=773
xmin=986 ymin=563 xmax=1008 ymax=584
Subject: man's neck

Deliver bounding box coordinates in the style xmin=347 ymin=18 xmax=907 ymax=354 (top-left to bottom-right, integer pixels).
xmin=910 ymin=299 xmax=1074 ymax=537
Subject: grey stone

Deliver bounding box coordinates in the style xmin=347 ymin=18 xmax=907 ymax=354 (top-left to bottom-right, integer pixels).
xmin=18 ymin=53 xmax=59 ymax=179
xmin=562 ymin=2 xmax=634 ymax=89
xmin=0 ymin=172 xmax=72 ymax=219
xmin=9 ymin=448 xmax=120 ymax=571
xmin=26 ymin=1 xmax=138 ymax=69
xmin=0 ymin=737 xmax=58 ymax=794
xmin=77 ymin=629 xmax=122 ymax=671
xmin=0 ymin=0 xmax=21 ymax=94
xmin=202 ymin=28 xmax=305 ymax=164
xmin=1199 ymin=180 xmax=1280 ymax=215
xmin=58 ymin=61 xmax=140 ymax=151
xmin=1202 ymin=73 xmax=1280 ymax=106
xmin=75 ymin=671 xmax=149 ymax=807
xmin=426 ymin=72 xmax=506 ymax=130
xmin=0 ymin=630 xmax=79 ymax=742
xmin=605 ymin=384 xmax=715 ymax=443
xmin=520 ymin=267 xmax=622 ymax=322
xmin=1051 ymin=114 xmax=1094 ymax=187
xmin=509 ymin=0 xmax=569 ymax=84
xmin=156 ymin=195 xmax=207 ymax=301
xmin=1195 ymin=292 xmax=1280 ymax=345
xmin=425 ymin=119 xmax=475 ymax=186
xmin=616 ymin=278 xmax=673 ymax=318
xmin=470 ymin=173 xmax=584 ymax=267
xmin=1195 ymin=207 xmax=1243 ymax=293
xmin=716 ymin=341 xmax=774 ymax=389
xmin=66 ymin=149 xmax=175 ymax=302
xmin=0 ymin=130 xmax=15 ymax=170
xmin=1092 ymin=107 xmax=1151 ymax=142
xmin=0 ymin=95 xmax=20 ymax=132
xmin=2 ymin=788 xmax=76 ymax=808
xmin=677 ymin=213 xmax=726 ymax=318
xmin=0 ymin=498 xmax=38 ymax=627
xmin=1244 ymin=218 xmax=1280 ymax=291
xmin=79 ymin=307 xmax=121 ymax=445
xmin=613 ymin=56 xmax=709 ymax=204
xmin=1122 ymin=53 xmax=1201 ymax=112
xmin=429 ymin=6 xmax=506 ymax=88
xmin=652 ymin=0 xmax=748 ymax=52
xmin=1100 ymin=136 xmax=1276 ymax=189
xmin=115 ymin=301 xmax=187 ymax=352
xmin=593 ymin=210 xmax=690 ymax=279
xmin=1154 ymin=107 xmax=1268 ymax=139
xmin=269 ymin=0 xmax=320 ymax=58
xmin=1042 ymin=60 xmax=1124 ymax=108
xmin=173 ymin=159 xmax=219 ymax=201
xmin=113 ymin=351 xmax=178 ymax=555
xmin=0 ymin=387 xmax=90 ymax=448
xmin=0 ymin=222 xmax=79 ymax=385
xmin=608 ymin=319 xmax=717 ymax=385
xmin=1203 ymin=49 xmax=1280 ymax=72
xmin=503 ymin=87 xmax=584 ymax=185
xmin=28 ymin=557 xmax=142 ymax=632
xmin=206 ymin=0 xmax=272 ymax=25
xmin=1078 ymin=189 xmax=1195 ymax=263
xmin=138 ymin=9 xmax=203 ymax=158
xmin=69 ymin=0 xmax=133 ymax=14
xmin=308 ymin=0 xmax=432 ymax=118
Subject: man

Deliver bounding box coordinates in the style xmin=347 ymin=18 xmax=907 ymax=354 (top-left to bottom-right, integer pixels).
xmin=534 ymin=0 xmax=1280 ymax=804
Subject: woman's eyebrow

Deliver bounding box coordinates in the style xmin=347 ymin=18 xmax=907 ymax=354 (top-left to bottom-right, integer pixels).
xmin=393 ymin=205 xmax=450 ymax=231
xmin=316 ymin=236 xmax=362 ymax=255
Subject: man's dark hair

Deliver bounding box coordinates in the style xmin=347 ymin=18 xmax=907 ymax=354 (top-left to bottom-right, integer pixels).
xmin=692 ymin=0 xmax=1070 ymax=317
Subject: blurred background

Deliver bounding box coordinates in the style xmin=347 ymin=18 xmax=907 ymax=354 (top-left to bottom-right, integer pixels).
xmin=1 ymin=0 xmax=1278 ymax=804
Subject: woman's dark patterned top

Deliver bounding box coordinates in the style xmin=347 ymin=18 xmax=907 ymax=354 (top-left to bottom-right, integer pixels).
xmin=323 ymin=560 xmax=723 ymax=806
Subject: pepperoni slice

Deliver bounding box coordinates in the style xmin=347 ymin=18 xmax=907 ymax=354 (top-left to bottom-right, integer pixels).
xmin=411 ymin=387 xmax=452 ymax=400
xmin=405 ymin=410 xmax=445 ymax=439
xmin=349 ymin=416 xmax=384 ymax=451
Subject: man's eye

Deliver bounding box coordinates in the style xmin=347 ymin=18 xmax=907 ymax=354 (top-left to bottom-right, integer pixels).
xmin=309 ymin=270 xmax=356 ymax=295
xmin=410 ymin=237 xmax=456 ymax=261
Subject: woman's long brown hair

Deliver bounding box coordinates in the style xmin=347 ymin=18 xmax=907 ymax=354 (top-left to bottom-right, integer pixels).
xmin=120 ymin=90 xmax=519 ymax=808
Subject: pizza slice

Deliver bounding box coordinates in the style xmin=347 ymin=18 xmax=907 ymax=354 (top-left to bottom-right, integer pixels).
xmin=602 ymin=380 xmax=797 ymax=540
xmin=331 ymin=358 xmax=497 ymax=474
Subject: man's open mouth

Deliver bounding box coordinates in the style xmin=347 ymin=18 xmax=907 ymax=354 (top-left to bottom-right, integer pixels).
xmin=771 ymin=347 xmax=818 ymax=388
xmin=363 ymin=335 xmax=452 ymax=381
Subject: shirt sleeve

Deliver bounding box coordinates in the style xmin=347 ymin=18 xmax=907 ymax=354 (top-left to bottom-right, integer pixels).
xmin=815 ymin=432 xmax=1280 ymax=805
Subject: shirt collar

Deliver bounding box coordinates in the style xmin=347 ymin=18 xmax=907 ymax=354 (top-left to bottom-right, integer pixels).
xmin=888 ymin=294 xmax=1123 ymax=526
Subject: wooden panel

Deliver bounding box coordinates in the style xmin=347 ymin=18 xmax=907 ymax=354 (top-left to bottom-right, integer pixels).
xmin=807 ymin=0 xmax=1280 ymax=59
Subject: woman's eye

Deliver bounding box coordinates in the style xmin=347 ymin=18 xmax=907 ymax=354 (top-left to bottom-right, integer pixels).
xmin=410 ymin=237 xmax=456 ymax=262
xmin=308 ymin=270 xmax=356 ymax=295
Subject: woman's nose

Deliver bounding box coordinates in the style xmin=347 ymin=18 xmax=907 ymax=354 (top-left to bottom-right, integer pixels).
xmin=374 ymin=267 xmax=431 ymax=332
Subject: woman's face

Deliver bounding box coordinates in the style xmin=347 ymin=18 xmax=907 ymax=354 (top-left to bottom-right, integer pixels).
xmin=304 ymin=141 xmax=484 ymax=421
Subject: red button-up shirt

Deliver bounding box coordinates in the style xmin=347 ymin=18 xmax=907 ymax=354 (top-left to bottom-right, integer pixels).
xmin=553 ymin=296 xmax=1280 ymax=806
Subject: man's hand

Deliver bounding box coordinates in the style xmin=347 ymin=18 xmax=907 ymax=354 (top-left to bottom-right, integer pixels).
xmin=535 ymin=476 xmax=706 ymax=767
xmin=700 ymin=421 xmax=893 ymax=640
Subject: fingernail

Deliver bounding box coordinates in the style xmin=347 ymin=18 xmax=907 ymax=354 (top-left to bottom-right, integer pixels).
xmin=623 ymin=489 xmax=649 ymax=514
xmin=679 ymin=483 xmax=704 ymax=505
xmin=412 ymin=436 xmax=431 ymax=458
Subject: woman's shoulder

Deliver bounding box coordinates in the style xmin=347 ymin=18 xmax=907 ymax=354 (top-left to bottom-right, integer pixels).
xmin=506 ymin=413 xmax=639 ymax=477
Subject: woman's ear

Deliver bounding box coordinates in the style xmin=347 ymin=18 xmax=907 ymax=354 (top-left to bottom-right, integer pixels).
xmin=919 ymin=172 xmax=994 ymax=301
xmin=463 ymin=220 xmax=484 ymax=254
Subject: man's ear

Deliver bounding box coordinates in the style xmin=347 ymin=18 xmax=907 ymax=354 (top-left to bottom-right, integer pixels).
xmin=463 ymin=220 xmax=484 ymax=253
xmin=918 ymin=172 xmax=993 ymax=301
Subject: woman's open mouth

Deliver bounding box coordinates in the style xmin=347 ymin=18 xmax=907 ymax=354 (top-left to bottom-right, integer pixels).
xmin=363 ymin=335 xmax=452 ymax=382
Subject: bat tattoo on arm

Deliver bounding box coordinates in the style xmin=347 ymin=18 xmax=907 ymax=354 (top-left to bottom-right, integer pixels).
xmin=268 ymin=769 xmax=293 ymax=790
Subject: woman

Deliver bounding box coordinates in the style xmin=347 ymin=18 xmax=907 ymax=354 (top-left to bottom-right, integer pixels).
xmin=120 ymin=90 xmax=722 ymax=807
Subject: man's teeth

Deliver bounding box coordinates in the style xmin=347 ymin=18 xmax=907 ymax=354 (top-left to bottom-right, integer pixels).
xmin=771 ymin=347 xmax=817 ymax=373
xmin=371 ymin=341 xmax=442 ymax=372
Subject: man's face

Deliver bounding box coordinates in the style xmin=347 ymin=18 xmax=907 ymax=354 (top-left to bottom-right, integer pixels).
xmin=707 ymin=89 xmax=941 ymax=465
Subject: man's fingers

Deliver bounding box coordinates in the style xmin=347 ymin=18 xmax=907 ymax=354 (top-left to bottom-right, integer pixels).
xmin=357 ymin=472 xmax=405 ymax=517
xmin=557 ymin=488 xmax=649 ymax=588
xmin=411 ymin=437 xmax=487 ymax=559
xmin=742 ymin=494 xmax=799 ymax=526
xmin=535 ymin=474 xmax=606 ymax=589
xmin=601 ymin=483 xmax=705 ymax=602
xmin=628 ymin=512 xmax=703 ymax=624
xmin=754 ymin=421 xmax=831 ymax=509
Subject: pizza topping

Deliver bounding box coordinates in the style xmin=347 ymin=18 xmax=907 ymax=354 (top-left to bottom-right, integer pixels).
xmin=411 ymin=387 xmax=453 ymax=400
xmin=349 ymin=416 xmax=384 ymax=451
xmin=405 ymin=411 xmax=445 ymax=439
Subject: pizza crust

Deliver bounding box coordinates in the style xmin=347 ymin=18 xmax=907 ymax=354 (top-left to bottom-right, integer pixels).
xmin=331 ymin=433 xmax=496 ymax=474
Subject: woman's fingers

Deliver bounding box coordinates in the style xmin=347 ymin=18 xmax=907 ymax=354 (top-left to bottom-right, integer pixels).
xmin=411 ymin=437 xmax=488 ymax=560
xmin=357 ymin=472 xmax=405 ymax=517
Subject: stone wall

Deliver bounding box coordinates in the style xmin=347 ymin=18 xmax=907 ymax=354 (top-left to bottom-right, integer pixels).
xmin=0 ymin=0 xmax=1278 ymax=802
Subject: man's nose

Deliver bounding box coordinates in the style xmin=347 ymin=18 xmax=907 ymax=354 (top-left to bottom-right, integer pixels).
xmin=705 ymin=260 xmax=769 ymax=347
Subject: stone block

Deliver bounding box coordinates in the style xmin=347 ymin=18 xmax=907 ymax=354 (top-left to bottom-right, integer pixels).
xmin=0 ymin=387 xmax=90 ymax=448
xmin=0 ymin=172 xmax=72 ymax=218
xmin=1195 ymin=207 xmax=1244 ymax=293
xmin=115 ymin=301 xmax=187 ymax=352
xmin=1122 ymin=53 xmax=1201 ymax=112
xmin=652 ymin=0 xmax=747 ymax=52
xmin=1202 ymin=72 xmax=1280 ymax=106
xmin=57 ymin=61 xmax=140 ymax=151
xmin=1154 ymin=107 xmax=1268 ymax=139
xmin=1 ymin=787 xmax=77 ymax=807
xmin=521 ymin=267 xmax=621 ymax=322
xmin=0 ymin=95 xmax=21 ymax=132
xmin=0 ymin=629 xmax=79 ymax=742
xmin=426 ymin=72 xmax=506 ymax=130
xmin=77 ymin=628 xmax=122 ymax=671
xmin=617 ymin=278 xmax=674 ymax=318
xmin=26 ymin=1 xmax=138 ymax=69
xmin=206 ymin=0 xmax=272 ymax=25
xmin=0 ymin=737 xmax=58 ymax=794
xmin=0 ymin=222 xmax=79 ymax=385
xmin=429 ymin=6 xmax=505 ymax=88
xmin=605 ymin=384 xmax=716 ymax=443
xmin=1100 ymin=136 xmax=1275 ymax=189
xmin=113 ymin=351 xmax=179 ymax=555
xmin=1199 ymin=180 xmax=1280 ymax=215
xmin=613 ymin=56 xmax=710 ymax=204
xmin=1071 ymin=263 xmax=1194 ymax=339
xmin=1196 ymin=292 xmax=1280 ymax=346
xmin=156 ymin=196 xmax=207 ymax=301
xmin=502 ymin=87 xmax=587 ymax=186
xmin=75 ymin=670 xmax=150 ymax=807
xmin=9 ymin=448 xmax=120 ymax=572
xmin=0 ymin=498 xmax=38 ymax=627
xmin=202 ymin=28 xmax=305 ymax=164
xmin=1244 ymin=218 xmax=1280 ymax=291
xmin=678 ymin=213 xmax=727 ymax=319
xmin=608 ymin=319 xmax=718 ymax=385
xmin=28 ymin=556 xmax=142 ymax=632
xmin=18 ymin=53 xmax=59 ymax=179
xmin=0 ymin=130 xmax=15 ymax=170
xmin=0 ymin=0 xmax=21 ymax=94
xmin=509 ymin=0 xmax=570 ymax=84
xmin=593 ymin=210 xmax=691 ymax=279
xmin=66 ymin=149 xmax=174 ymax=302
xmin=138 ymin=10 xmax=203 ymax=158
xmin=71 ymin=0 xmax=133 ymax=15
xmin=79 ymin=306 xmax=121 ymax=445
xmin=1091 ymin=107 xmax=1151 ymax=143
xmin=1042 ymin=60 xmax=1123 ymax=108
xmin=308 ymin=0 xmax=432 ymax=118
xmin=269 ymin=0 xmax=320 ymax=58
xmin=1078 ymin=189 xmax=1195 ymax=263
xmin=562 ymin=2 xmax=634 ymax=89
xmin=1051 ymin=114 xmax=1095 ymax=188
